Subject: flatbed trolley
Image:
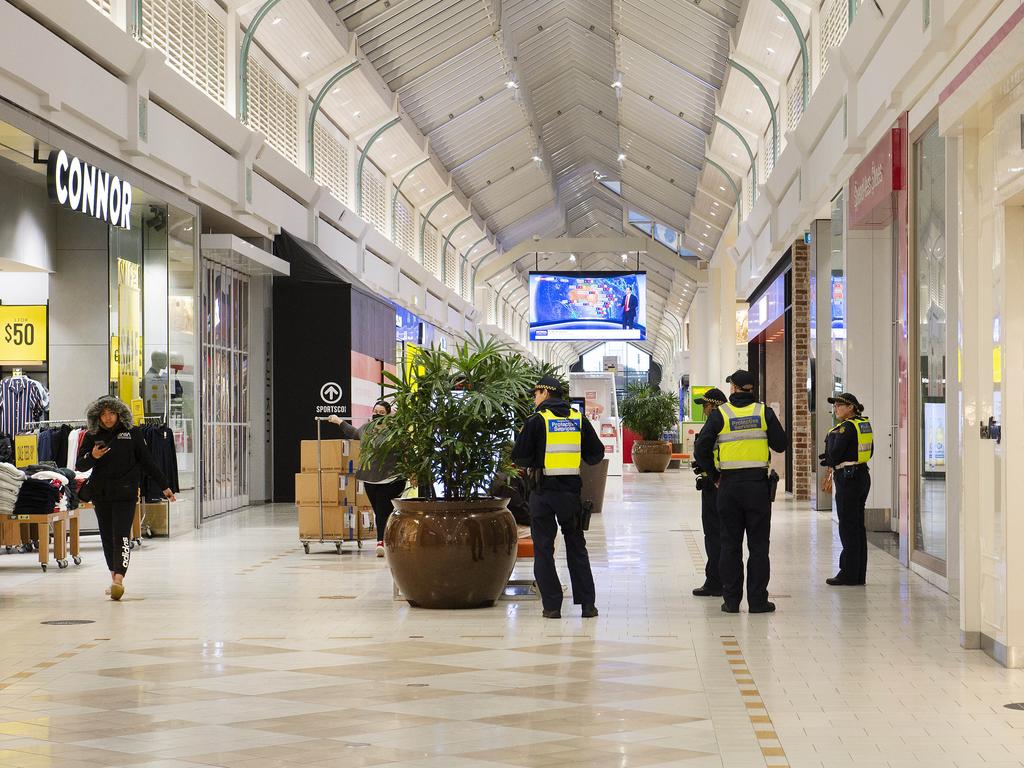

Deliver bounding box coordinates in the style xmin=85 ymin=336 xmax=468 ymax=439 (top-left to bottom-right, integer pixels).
xmin=301 ymin=417 xmax=362 ymax=555
xmin=8 ymin=507 xmax=82 ymax=572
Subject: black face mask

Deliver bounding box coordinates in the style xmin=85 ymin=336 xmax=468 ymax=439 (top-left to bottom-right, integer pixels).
xmin=372 ymin=413 xmax=385 ymax=420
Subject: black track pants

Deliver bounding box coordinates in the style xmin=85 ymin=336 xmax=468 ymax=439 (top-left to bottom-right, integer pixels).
xmin=94 ymin=501 xmax=136 ymax=576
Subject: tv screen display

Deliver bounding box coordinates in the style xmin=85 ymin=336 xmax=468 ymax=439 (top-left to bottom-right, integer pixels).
xmin=529 ymin=271 xmax=646 ymax=341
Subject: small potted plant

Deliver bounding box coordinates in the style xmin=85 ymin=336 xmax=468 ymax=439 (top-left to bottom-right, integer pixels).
xmin=620 ymin=382 xmax=678 ymax=473
xmin=360 ymin=333 xmax=533 ymax=608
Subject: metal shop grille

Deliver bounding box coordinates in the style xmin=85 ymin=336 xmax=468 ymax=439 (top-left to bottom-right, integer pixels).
xmin=246 ymin=57 xmax=298 ymax=165
xmin=487 ymin=292 xmax=498 ymax=325
xmin=393 ymin=194 xmax=415 ymax=256
xmin=422 ymin=224 xmax=440 ymax=275
xmin=141 ymin=0 xmax=226 ymax=106
xmin=820 ymin=0 xmax=850 ymax=77
xmin=313 ymin=120 xmax=350 ymax=206
xmin=461 ymin=259 xmax=471 ymax=300
xmin=361 ymin=161 xmax=387 ymax=234
xmin=746 ymin=166 xmax=755 ymax=212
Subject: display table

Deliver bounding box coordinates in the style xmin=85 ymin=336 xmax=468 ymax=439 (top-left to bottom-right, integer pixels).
xmin=7 ymin=508 xmax=81 ymax=572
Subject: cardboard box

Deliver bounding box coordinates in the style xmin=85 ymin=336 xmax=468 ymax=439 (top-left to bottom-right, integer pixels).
xmin=295 ymin=472 xmax=343 ymax=505
xmin=300 ymin=439 xmax=361 ymax=473
xmin=342 ymin=479 xmax=371 ymax=508
xmin=356 ymin=506 xmax=377 ymax=541
xmin=298 ymin=504 xmax=356 ymax=540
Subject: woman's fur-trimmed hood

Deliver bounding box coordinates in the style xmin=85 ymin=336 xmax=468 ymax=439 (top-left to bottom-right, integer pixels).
xmin=86 ymin=396 xmax=134 ymax=434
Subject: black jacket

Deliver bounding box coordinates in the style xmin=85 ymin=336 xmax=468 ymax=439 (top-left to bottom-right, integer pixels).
xmin=77 ymin=425 xmax=169 ymax=502
xmin=511 ymin=397 xmax=605 ymax=492
xmin=693 ymin=391 xmax=788 ymax=482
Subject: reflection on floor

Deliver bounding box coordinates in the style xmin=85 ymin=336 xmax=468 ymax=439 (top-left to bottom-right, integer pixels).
xmin=0 ymin=469 xmax=1022 ymax=768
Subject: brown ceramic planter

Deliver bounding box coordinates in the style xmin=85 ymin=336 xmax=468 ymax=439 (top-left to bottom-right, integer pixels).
xmin=631 ymin=440 xmax=672 ymax=472
xmin=384 ymin=497 xmax=518 ymax=609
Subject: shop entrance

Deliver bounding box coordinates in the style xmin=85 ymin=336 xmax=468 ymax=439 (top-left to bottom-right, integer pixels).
xmin=200 ymin=262 xmax=250 ymax=518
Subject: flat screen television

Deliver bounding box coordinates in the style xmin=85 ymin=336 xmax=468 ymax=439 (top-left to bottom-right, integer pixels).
xmin=529 ymin=271 xmax=647 ymax=341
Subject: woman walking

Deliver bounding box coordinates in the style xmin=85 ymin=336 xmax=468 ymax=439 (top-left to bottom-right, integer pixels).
xmin=820 ymin=392 xmax=873 ymax=586
xmin=328 ymin=400 xmax=404 ymax=557
xmin=77 ymin=396 xmax=175 ymax=600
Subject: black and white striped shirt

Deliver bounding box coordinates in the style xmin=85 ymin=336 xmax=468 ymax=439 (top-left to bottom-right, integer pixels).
xmin=0 ymin=376 xmax=48 ymax=436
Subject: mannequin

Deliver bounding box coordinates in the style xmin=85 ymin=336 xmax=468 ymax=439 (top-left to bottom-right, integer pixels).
xmin=142 ymin=351 xmax=169 ymax=418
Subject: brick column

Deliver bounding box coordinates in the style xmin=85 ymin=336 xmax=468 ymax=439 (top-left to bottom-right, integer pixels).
xmin=791 ymin=240 xmax=812 ymax=502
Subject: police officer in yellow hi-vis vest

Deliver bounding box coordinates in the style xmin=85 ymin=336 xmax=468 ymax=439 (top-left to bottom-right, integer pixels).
xmin=820 ymin=392 xmax=873 ymax=586
xmin=512 ymin=375 xmax=604 ymax=619
xmin=694 ymin=370 xmax=787 ymax=613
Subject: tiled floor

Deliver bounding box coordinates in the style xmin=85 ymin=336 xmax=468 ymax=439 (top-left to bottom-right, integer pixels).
xmin=1 ymin=469 xmax=1024 ymax=767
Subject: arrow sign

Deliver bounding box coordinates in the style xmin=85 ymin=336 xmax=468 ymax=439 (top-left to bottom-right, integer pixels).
xmin=320 ymin=382 xmax=343 ymax=404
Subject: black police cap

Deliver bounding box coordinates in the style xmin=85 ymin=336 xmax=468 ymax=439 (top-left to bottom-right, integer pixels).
xmin=726 ymin=369 xmax=755 ymax=389
xmin=694 ymin=387 xmax=727 ymax=406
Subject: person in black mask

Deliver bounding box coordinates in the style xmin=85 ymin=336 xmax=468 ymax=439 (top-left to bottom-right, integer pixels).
xmin=77 ymin=396 xmax=175 ymax=601
xmin=691 ymin=387 xmax=728 ymax=598
xmin=512 ymin=375 xmax=604 ymax=619
xmin=694 ymin=370 xmax=787 ymax=614
xmin=328 ymin=400 xmax=403 ymax=557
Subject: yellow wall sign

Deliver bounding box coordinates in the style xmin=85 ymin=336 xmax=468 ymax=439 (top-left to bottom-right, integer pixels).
xmin=131 ymin=398 xmax=145 ymax=424
xmin=0 ymin=305 xmax=47 ymax=365
xmin=14 ymin=434 xmax=38 ymax=468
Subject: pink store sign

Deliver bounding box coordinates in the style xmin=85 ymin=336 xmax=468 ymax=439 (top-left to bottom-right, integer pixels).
xmin=847 ymin=122 xmax=905 ymax=229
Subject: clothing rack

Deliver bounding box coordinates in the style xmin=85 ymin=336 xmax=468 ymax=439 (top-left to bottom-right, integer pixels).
xmin=22 ymin=419 xmax=88 ymax=430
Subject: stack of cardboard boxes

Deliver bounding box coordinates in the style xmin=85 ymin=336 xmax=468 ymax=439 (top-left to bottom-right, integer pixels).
xmin=295 ymin=439 xmax=377 ymax=542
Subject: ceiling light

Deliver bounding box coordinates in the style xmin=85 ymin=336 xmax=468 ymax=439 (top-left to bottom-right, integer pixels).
xmin=442 ymin=213 xmax=448 ymax=219
xmin=731 ymin=152 xmax=738 ymax=158
xmin=353 ymin=110 xmax=361 ymax=118
xmin=713 ymin=201 xmax=719 ymax=206
xmin=331 ymin=88 xmax=340 ymax=94
xmin=617 ymin=153 xmax=626 ymax=162
xmin=301 ymin=51 xmax=311 ymax=59
xmin=420 ymin=187 xmax=426 ymax=193
xmin=611 ymin=80 xmax=622 ymax=88
xmin=777 ymin=14 xmax=786 ymax=21
xmin=271 ymin=16 xmax=282 ymax=25
xmin=720 ymin=186 xmax=726 ymax=192
xmin=532 ymin=155 xmax=542 ymax=162
xmin=745 ymin=108 xmax=753 ymax=114
xmin=569 ymin=254 xmax=577 ymax=262
xmin=506 ymin=80 xmax=519 ymax=89
xmin=391 ymin=153 xmax=397 ymax=159
xmin=766 ymin=47 xmax=775 ymax=55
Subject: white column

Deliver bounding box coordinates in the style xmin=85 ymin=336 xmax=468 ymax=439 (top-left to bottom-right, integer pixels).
xmin=687 ymin=289 xmax=710 ymax=388
xmin=225 ymin=10 xmax=239 ymax=119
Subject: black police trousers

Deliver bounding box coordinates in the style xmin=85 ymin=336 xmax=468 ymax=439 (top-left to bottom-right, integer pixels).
xmin=701 ymin=485 xmax=721 ymax=587
xmin=529 ymin=489 xmax=596 ymax=611
xmin=835 ymin=465 xmax=870 ymax=583
xmin=718 ymin=474 xmax=772 ymax=608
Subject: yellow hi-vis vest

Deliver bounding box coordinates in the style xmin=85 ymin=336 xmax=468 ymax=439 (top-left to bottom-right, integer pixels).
xmin=831 ymin=417 xmax=874 ymax=465
xmin=715 ymin=402 xmax=770 ymax=470
xmin=540 ymin=408 xmax=582 ymax=476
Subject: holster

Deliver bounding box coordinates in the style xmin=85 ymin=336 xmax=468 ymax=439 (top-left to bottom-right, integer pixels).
xmin=575 ymin=499 xmax=593 ymax=532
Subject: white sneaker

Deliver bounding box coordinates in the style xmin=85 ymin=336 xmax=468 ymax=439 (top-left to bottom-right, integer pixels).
xmin=376 ymin=541 xmax=385 ymax=558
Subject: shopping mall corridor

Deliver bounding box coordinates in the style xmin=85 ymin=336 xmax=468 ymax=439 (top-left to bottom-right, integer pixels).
xmin=1 ymin=471 xmax=1023 ymax=768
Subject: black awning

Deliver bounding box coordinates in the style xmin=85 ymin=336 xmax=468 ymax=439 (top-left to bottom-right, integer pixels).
xmin=273 ymin=229 xmax=368 ymax=289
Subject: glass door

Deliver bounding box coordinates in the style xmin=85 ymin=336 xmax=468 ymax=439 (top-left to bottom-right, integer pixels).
xmin=910 ymin=121 xmax=948 ymax=574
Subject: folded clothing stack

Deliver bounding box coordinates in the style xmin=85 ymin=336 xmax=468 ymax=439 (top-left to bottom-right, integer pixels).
xmin=13 ymin=477 xmax=62 ymax=515
xmin=0 ymin=463 xmax=25 ymax=515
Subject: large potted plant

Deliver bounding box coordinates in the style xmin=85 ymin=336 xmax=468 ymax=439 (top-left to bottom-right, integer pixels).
xmin=361 ymin=334 xmax=533 ymax=608
xmin=620 ymin=382 xmax=678 ymax=473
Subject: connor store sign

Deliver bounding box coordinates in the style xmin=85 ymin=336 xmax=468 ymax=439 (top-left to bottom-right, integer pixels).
xmin=46 ymin=149 xmax=133 ymax=230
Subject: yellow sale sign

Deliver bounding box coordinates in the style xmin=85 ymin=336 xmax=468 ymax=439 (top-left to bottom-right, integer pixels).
xmin=0 ymin=305 xmax=47 ymax=365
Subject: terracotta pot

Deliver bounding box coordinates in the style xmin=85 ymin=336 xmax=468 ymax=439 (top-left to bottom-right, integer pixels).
xmin=384 ymin=497 xmax=518 ymax=609
xmin=631 ymin=440 xmax=672 ymax=473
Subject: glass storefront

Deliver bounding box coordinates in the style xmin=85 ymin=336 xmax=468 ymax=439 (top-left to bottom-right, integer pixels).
xmin=0 ymin=109 xmax=198 ymax=532
xmin=912 ymin=121 xmax=949 ymax=568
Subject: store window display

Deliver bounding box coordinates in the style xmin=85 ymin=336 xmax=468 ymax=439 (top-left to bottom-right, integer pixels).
xmin=0 ymin=111 xmax=198 ymax=531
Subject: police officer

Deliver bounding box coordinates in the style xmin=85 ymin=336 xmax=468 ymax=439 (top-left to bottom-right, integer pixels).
xmin=820 ymin=393 xmax=873 ymax=586
xmin=512 ymin=375 xmax=604 ymax=619
xmin=694 ymin=370 xmax=787 ymax=613
xmin=691 ymin=388 xmax=728 ymax=597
